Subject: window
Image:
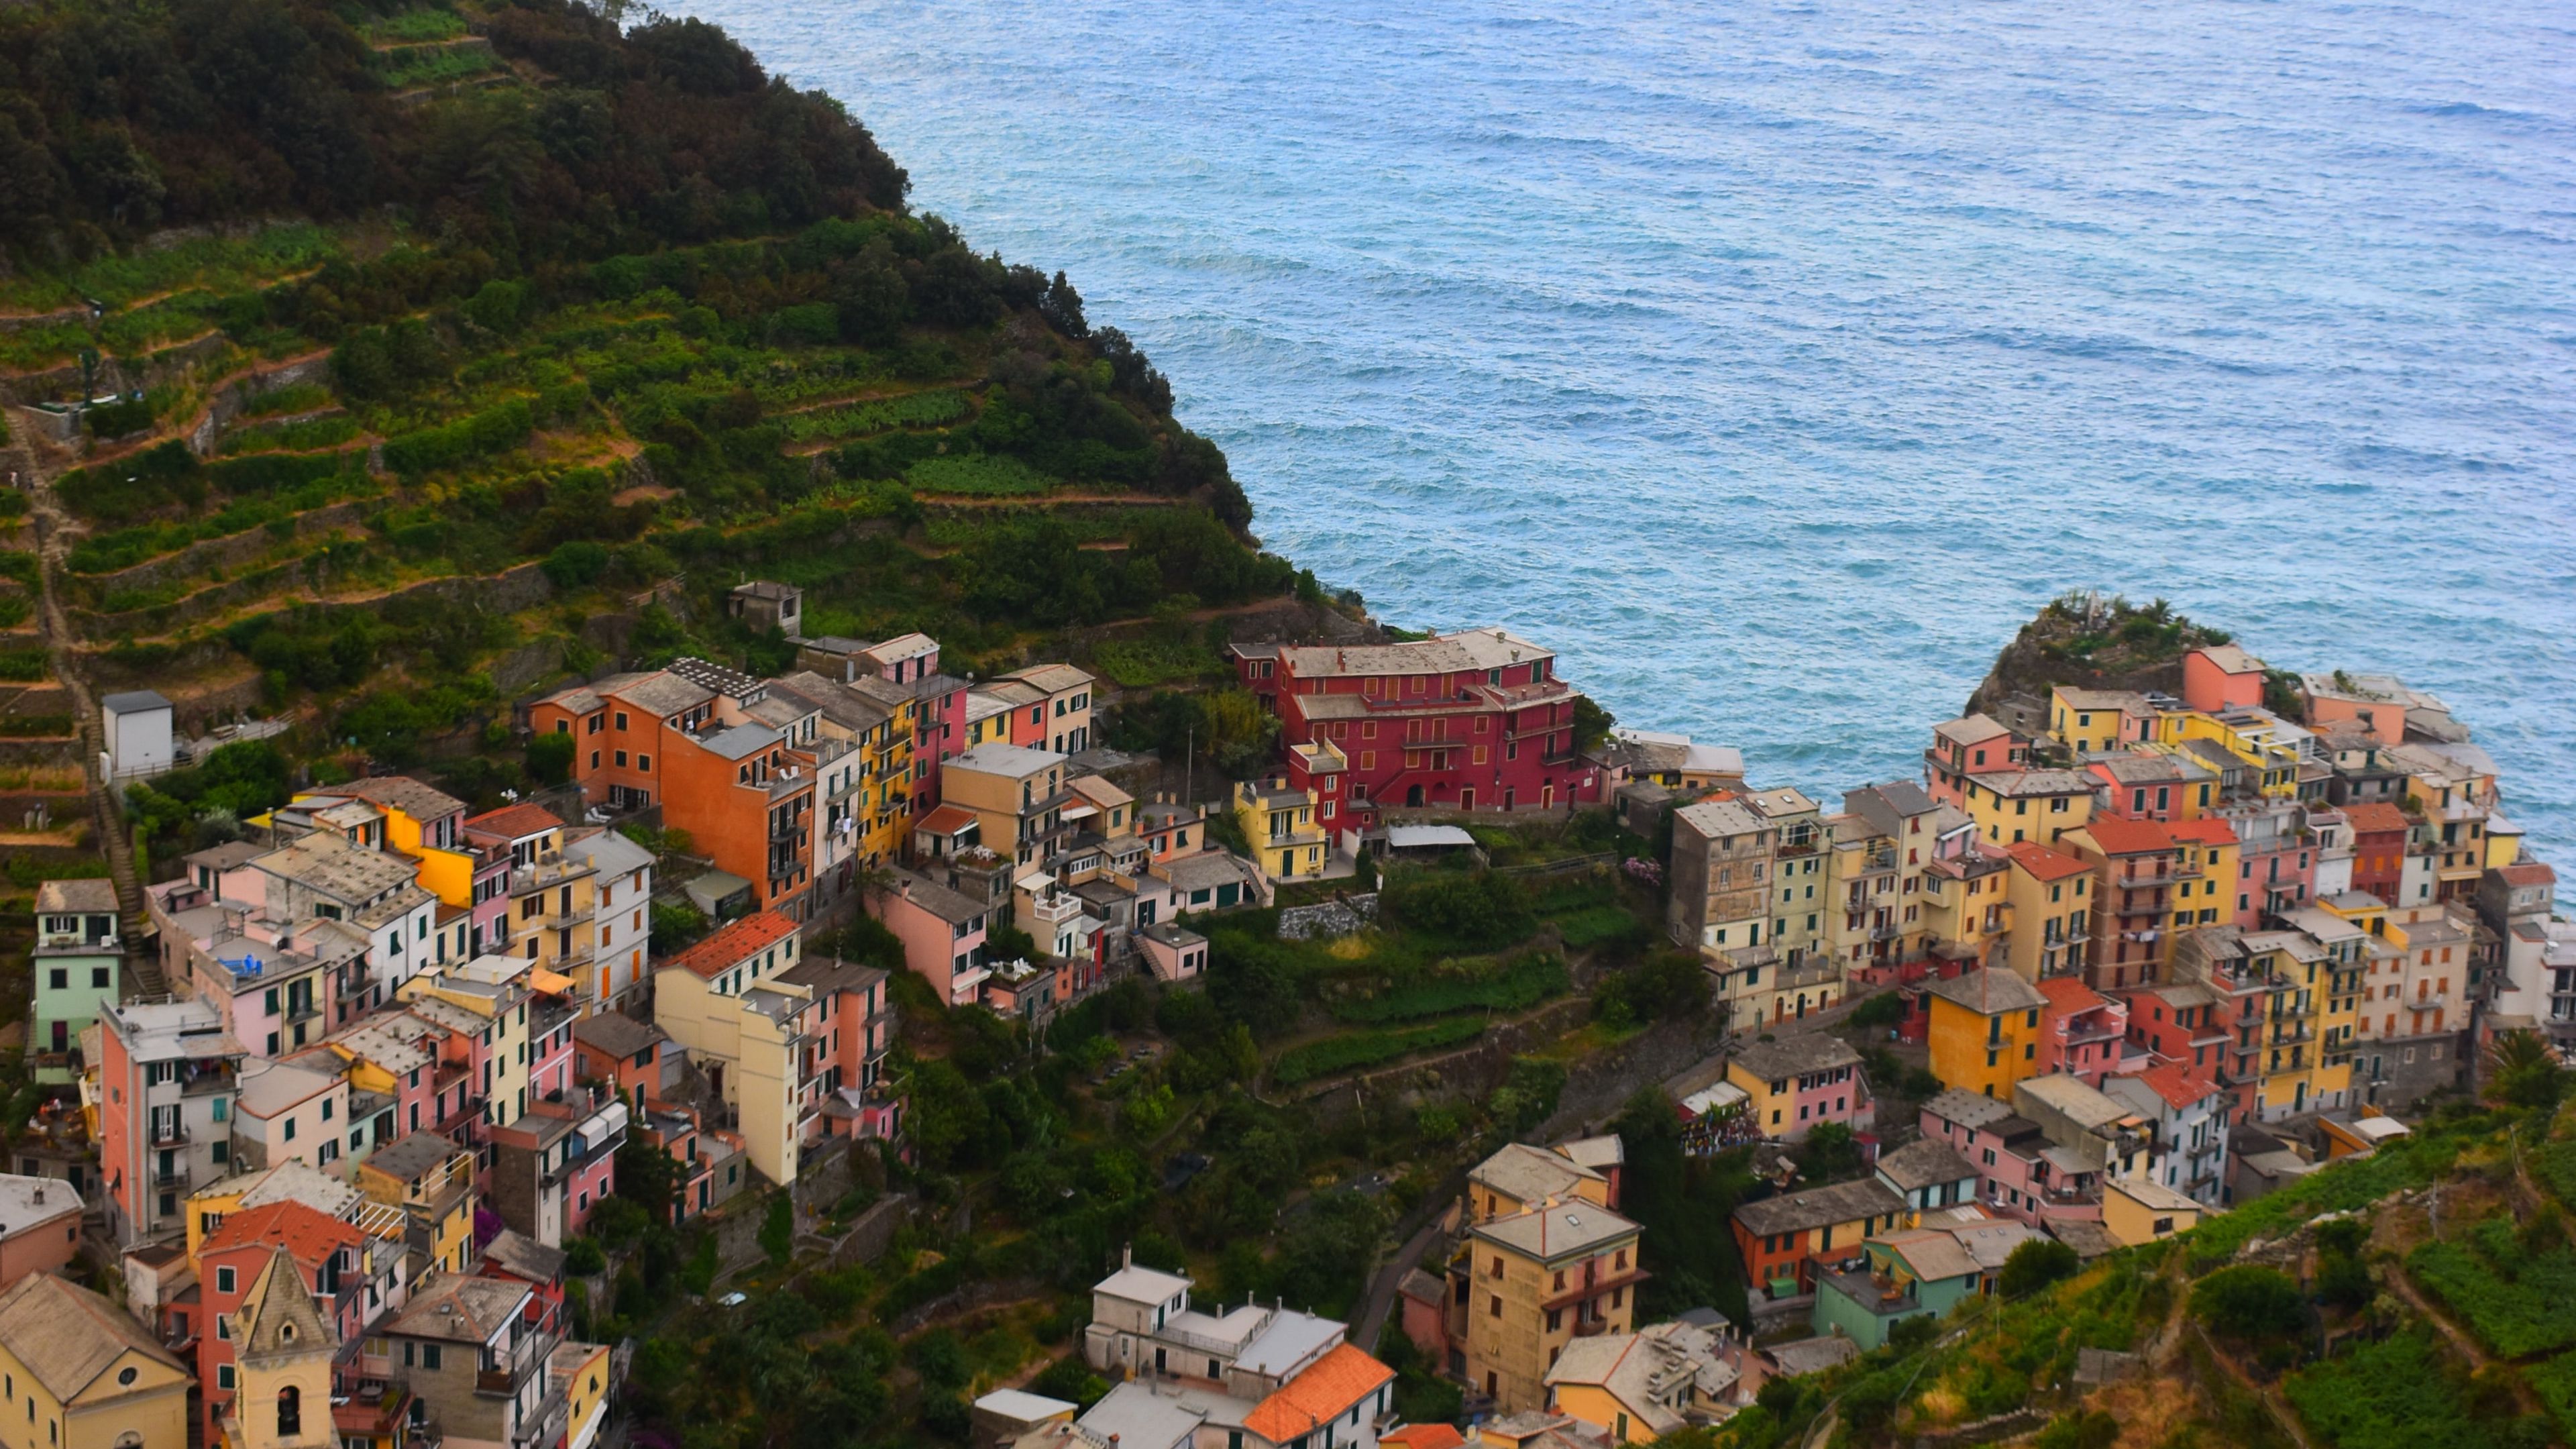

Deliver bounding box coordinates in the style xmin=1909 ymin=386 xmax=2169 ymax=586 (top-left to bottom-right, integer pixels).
xmin=1489 ymin=1295 xmax=1503 ymax=1318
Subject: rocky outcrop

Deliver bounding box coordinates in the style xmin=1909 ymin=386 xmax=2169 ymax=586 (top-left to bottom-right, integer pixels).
xmin=1964 ymin=590 xmax=2234 ymax=718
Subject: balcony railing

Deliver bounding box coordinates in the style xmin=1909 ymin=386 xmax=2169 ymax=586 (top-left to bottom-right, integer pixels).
xmin=149 ymin=1120 xmax=190 ymax=1146
xmin=154 ymin=1162 xmax=191 ymax=1189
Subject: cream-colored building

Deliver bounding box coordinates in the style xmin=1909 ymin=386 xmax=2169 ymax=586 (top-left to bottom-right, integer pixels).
xmin=0 ymin=1272 xmax=193 ymax=1449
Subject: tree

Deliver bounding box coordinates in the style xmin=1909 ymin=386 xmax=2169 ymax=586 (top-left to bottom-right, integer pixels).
xmin=2192 ymin=1265 xmax=2306 ymax=1340
xmin=527 ymin=731 xmax=575 ymax=786
xmin=2487 ymin=1028 xmax=2565 ymax=1110
xmin=1999 ymin=1238 xmax=2080 ymax=1297
xmin=1793 ymin=1121 xmax=1860 ymax=1182
xmin=1848 ymin=991 xmax=1905 ymax=1029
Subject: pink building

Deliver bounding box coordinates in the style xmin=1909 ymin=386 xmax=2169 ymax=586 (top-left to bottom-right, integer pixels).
xmin=2035 ymin=977 xmax=2134 ymax=1085
xmin=572 ymin=1013 xmax=680 ymax=1107
xmin=0 ymin=1176 xmax=82 ymax=1291
xmin=1920 ymin=1088 xmax=2104 ymax=1226
xmin=1923 ymin=714 xmax=2029 ymax=811
xmin=871 ymin=871 xmax=993 ymax=1007
xmin=2180 ymin=645 xmax=2267 ymax=715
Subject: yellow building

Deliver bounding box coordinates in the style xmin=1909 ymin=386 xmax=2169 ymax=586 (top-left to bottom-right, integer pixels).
xmin=771 ymin=670 xmax=913 ymax=872
xmin=0 ymin=1272 xmax=193 ymax=1449
xmin=2174 ymin=710 xmax=2302 ymax=799
xmin=356 ymin=1132 xmax=478 ymax=1276
xmin=1234 ymin=775 xmax=1329 ymax=883
xmin=2102 ymin=1175 xmax=2204 ymax=1248
xmin=1460 ymin=1196 xmax=1643 ymax=1413
xmin=397 ymin=955 xmax=534 ymax=1132
xmin=2245 ymin=907 xmax=2367 ymax=1119
xmin=1955 ymin=769 xmax=2095 ymax=849
xmin=2000 ymin=842 xmax=2094 ymax=983
xmin=554 ymin=1340 xmax=614 ymax=1449
xmin=1542 ymin=1322 xmax=1735 ymax=1444
xmin=1921 ymin=848 xmax=2012 ymax=969
xmin=1465 ymin=1141 xmax=1615 ymax=1223
xmin=2167 ymin=818 xmax=2241 ymax=929
xmin=1724 ymin=1034 xmax=1870 ymax=1140
xmin=1922 ymin=968 xmax=2049 ymax=1099
xmin=223 ymin=1250 xmax=335 ymax=1449
xmin=2048 ymin=687 xmax=2155 ymax=755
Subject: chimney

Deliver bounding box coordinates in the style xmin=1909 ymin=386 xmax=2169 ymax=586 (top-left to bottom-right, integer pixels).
xmin=1121 ymin=1242 xmax=1132 ymax=1270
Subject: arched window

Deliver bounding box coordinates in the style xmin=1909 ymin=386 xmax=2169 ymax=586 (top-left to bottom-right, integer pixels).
xmin=276 ymin=1386 xmax=301 ymax=1438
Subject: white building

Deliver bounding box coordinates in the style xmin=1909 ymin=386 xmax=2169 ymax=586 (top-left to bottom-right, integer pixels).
xmin=564 ymin=828 xmax=653 ymax=1012
xmin=101 ymin=690 xmax=174 ymax=780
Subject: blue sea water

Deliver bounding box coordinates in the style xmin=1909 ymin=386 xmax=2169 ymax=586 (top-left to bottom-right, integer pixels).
xmin=678 ymin=0 xmax=2576 ymax=859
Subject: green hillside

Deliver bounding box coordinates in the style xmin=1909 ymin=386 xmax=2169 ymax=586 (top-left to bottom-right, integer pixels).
xmin=4 ymin=0 xmax=1297 ymax=796
xmin=1719 ymin=1085 xmax=2576 ymax=1449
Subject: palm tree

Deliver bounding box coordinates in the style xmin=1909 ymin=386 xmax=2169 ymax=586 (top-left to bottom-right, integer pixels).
xmin=2485 ymin=1028 xmax=2565 ymax=1110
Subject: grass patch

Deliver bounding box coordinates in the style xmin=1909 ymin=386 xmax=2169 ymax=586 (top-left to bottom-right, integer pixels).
xmin=218 ymin=414 xmax=358 ymax=455
xmin=0 ymin=223 xmax=337 ymax=313
xmin=2285 ymin=1327 xmax=2546 ymax=1449
xmin=1272 ymin=1017 xmax=1486 ymax=1086
xmin=2406 ymin=1218 xmax=2576 ymax=1358
xmin=361 ymin=7 xmax=466 ymax=43
xmin=905 ymin=452 xmax=1054 ymax=497
xmin=2186 ymin=1107 xmax=2495 ymax=1266
xmin=780 ymin=388 xmax=969 ymax=443
xmin=2531 ymin=1350 xmax=2576 ymax=1440
xmin=380 ymin=43 xmax=501 ymax=89
xmin=1091 ymin=636 xmax=1225 ymax=688
xmin=1324 ymin=952 xmax=1566 ymax=1024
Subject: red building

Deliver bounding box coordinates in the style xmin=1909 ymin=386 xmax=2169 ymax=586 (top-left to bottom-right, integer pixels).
xmin=195 ymin=1203 xmax=370 ymax=1443
xmin=2344 ymin=800 xmax=2412 ymax=904
xmin=1232 ymin=630 xmax=1603 ymax=838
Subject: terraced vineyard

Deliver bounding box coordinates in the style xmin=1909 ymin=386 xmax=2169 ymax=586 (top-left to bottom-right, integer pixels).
xmin=0 ymin=2 xmax=1291 ymax=782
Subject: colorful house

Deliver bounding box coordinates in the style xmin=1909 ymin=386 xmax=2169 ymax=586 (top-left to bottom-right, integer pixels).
xmin=2001 ymin=841 xmax=2094 ymax=983
xmin=30 ymin=880 xmax=120 ymax=1081
xmin=1234 ymin=775 xmax=1332 ymax=884
xmin=1723 ymin=1035 xmax=1872 ymax=1141
xmin=1238 ymin=629 xmax=1606 ymax=827
xmin=1729 ymin=1177 xmax=1907 ymax=1298
xmin=1921 ymin=968 xmax=2048 ymax=1100
xmin=2033 ymin=976 xmax=2131 ymax=1085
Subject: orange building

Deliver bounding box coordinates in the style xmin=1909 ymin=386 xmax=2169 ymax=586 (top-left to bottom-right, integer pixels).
xmin=531 ymin=663 xmax=817 ymax=919
xmin=2060 ymin=816 xmax=2186 ymax=991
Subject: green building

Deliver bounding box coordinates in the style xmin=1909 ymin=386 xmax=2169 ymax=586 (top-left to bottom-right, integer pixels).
xmin=1811 ymin=1228 xmax=1984 ymax=1348
xmin=32 ymin=880 xmax=121 ymax=1083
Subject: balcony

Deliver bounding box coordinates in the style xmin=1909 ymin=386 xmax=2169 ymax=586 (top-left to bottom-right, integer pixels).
xmin=149 ymin=1120 xmax=190 ymax=1147
xmin=154 ymin=1162 xmax=191 ymax=1189
xmin=474 ymin=1327 xmax=558 ymax=1399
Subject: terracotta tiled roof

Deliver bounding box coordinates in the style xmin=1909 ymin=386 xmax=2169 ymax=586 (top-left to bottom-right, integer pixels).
xmin=2005 ymin=841 xmax=2091 ymax=882
xmin=2343 ymin=802 xmax=2412 ymax=835
xmin=2498 ymin=863 xmax=2559 ymax=886
xmin=1383 ymin=1427 xmax=1464 ymax=1449
xmin=2166 ymin=818 xmax=2239 ymax=847
xmin=464 ymin=803 xmax=564 ymax=841
xmin=2078 ymin=815 xmax=2176 ymax=856
xmin=201 ymin=1201 xmax=363 ymax=1267
xmin=1242 ymin=1343 xmax=1395 ymax=1442
xmin=660 ymin=910 xmax=798 ymax=979
xmin=2119 ymin=1062 xmax=2214 ymax=1112
xmin=2034 ymin=976 xmax=2109 ymax=1014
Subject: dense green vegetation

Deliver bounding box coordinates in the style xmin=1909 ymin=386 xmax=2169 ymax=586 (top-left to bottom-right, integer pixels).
xmin=9 ymin=0 xmax=1299 ymax=824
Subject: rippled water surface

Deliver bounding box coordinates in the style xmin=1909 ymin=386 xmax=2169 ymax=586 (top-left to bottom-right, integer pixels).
xmin=678 ymin=0 xmax=2576 ymax=857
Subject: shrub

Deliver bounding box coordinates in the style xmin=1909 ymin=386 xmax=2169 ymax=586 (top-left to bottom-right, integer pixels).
xmin=2000 ymin=1238 xmax=2080 ymax=1297
xmin=84 ymin=398 xmax=154 ymax=437
xmin=541 ymin=540 xmax=609 ymax=589
xmin=1848 ymin=991 xmax=1905 ymax=1029
xmin=1380 ymin=870 xmax=1534 ymax=950
xmin=381 ymin=398 xmax=533 ymax=478
xmin=2191 ymin=1265 xmax=2305 ymax=1340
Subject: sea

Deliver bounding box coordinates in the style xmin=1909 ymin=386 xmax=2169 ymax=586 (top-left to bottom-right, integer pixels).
xmin=676 ymin=0 xmax=2576 ymax=861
